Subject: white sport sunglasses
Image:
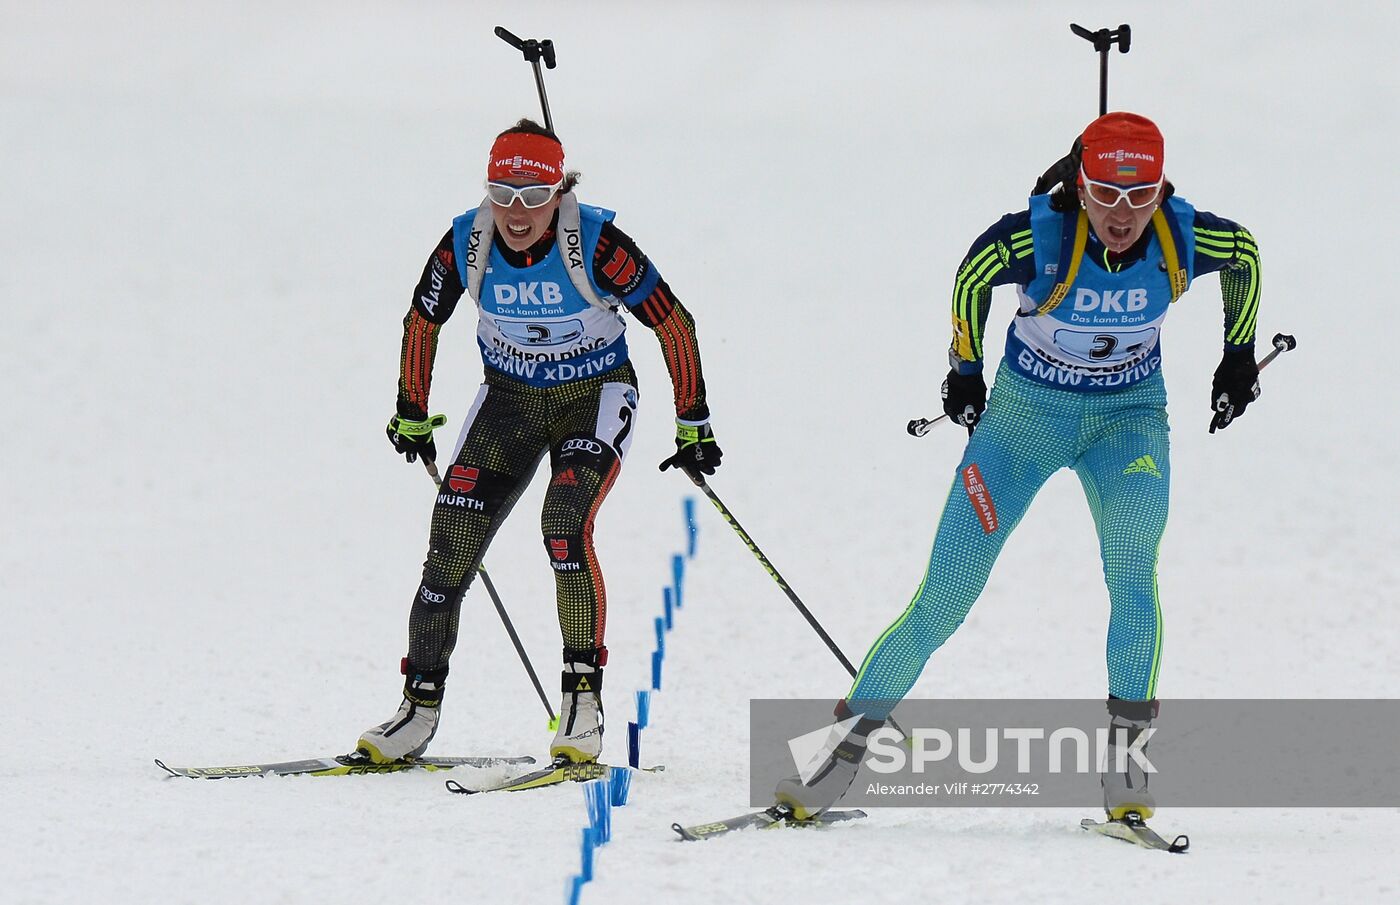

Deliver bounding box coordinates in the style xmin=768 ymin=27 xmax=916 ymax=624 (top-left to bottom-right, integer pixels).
xmin=1079 ymin=167 xmax=1164 ymax=209
xmin=485 ymin=180 xmax=564 ymax=209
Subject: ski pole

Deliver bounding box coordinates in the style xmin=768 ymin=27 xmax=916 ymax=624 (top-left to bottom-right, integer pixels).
xmin=1070 ymin=23 xmax=1131 ymax=116
xmin=476 ymin=566 xmax=557 ymax=727
xmin=679 ymin=471 xmax=859 ymax=676
xmin=495 ymin=26 xmax=557 ymax=132
xmin=906 ymin=414 xmax=949 ymax=438
xmin=1210 ymin=331 xmax=1296 ymax=434
xmin=421 ymin=457 xmax=558 ymax=726
xmin=1256 ymin=331 xmax=1297 ymax=370
xmin=676 ymin=469 xmax=909 ymax=735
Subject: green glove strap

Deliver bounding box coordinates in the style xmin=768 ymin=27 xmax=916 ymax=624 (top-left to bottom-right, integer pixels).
xmin=674 ymin=421 xmax=714 ymax=450
xmin=391 ymin=413 xmax=448 ymax=437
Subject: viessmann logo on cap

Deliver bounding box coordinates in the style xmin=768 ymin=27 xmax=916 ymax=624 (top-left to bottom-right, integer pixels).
xmin=1098 ymin=149 xmax=1157 ymax=162
xmin=491 ymin=154 xmax=560 ymax=177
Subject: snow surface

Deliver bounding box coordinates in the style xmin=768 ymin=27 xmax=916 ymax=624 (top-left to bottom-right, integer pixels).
xmin=4 ymin=1 xmax=1398 ymax=903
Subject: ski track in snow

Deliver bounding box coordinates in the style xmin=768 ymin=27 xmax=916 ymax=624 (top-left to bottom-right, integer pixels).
xmin=3 ymin=2 xmax=1397 ymax=903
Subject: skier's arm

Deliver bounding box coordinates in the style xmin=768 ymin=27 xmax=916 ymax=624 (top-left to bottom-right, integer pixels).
xmin=595 ymin=221 xmax=709 ymax=421
xmin=397 ymin=228 xmax=467 ymax=418
xmin=1191 ymin=210 xmax=1260 ymax=350
xmin=948 ymin=210 xmax=1037 ymax=374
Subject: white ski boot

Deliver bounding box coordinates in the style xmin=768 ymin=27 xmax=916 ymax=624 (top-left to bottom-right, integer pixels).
xmin=357 ymin=664 xmax=446 ymax=764
xmin=550 ymin=658 xmax=604 ymax=764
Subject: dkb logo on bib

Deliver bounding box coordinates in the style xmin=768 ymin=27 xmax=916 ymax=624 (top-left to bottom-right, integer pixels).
xmin=1073 ymin=287 xmax=1148 ymax=313
xmin=494 ymin=282 xmax=564 ymax=306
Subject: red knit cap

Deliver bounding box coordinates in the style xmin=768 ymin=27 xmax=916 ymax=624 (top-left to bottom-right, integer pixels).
xmin=1079 ymin=112 xmax=1163 ymax=185
xmin=487 ymin=131 xmax=565 ymax=184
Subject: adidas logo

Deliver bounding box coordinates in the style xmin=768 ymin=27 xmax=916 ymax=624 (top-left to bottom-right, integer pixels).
xmin=551 ymin=468 xmax=579 ymax=487
xmin=1122 ymin=454 xmax=1162 ymax=478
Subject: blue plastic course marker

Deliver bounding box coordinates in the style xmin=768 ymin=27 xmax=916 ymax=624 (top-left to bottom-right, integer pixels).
xmin=672 ymin=554 xmax=684 ymax=609
xmin=609 ymin=765 xmax=632 ymax=806
xmin=684 ymin=496 xmax=698 ymax=558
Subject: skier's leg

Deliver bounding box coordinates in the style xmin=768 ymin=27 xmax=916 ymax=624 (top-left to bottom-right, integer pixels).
xmin=541 ymin=376 xmax=637 ymax=763
xmin=844 ymin=366 xmax=1072 ymax=721
xmin=409 ymin=383 xmax=548 ymax=672
xmin=359 ymin=381 xmax=547 ymax=761
xmin=1072 ymin=381 xmax=1171 ymax=703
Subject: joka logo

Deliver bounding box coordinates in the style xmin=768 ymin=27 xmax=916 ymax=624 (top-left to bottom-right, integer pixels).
xmin=788 ymin=713 xmax=865 ymax=784
xmin=465 ymin=228 xmax=482 ymax=271
xmin=564 ymin=227 xmax=584 ymax=271
xmin=1122 ymin=454 xmax=1162 ymax=478
xmin=962 ymin=463 xmax=999 ymax=533
xmin=551 ymin=468 xmax=579 ymax=487
xmin=448 ymin=465 xmax=480 ymax=494
xmin=549 ymin=538 xmax=571 ymax=561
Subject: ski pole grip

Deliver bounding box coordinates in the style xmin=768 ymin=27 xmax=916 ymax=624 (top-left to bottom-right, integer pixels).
xmin=541 ymin=38 xmax=557 ymax=69
xmin=1070 ymin=23 xmax=1130 ymax=53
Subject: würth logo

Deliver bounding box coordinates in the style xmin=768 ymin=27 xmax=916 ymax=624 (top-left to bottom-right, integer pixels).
xmin=549 ymin=538 xmax=570 ymax=561
xmin=962 ymin=463 xmax=999 ymax=533
xmin=448 ymin=465 xmax=480 ymax=493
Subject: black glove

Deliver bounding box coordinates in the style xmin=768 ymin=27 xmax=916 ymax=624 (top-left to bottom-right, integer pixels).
xmin=386 ymin=411 xmax=448 ymax=463
xmin=659 ymin=420 xmax=723 ymax=476
xmin=1209 ymin=348 xmax=1260 ymax=433
xmin=942 ymin=369 xmax=987 ymax=434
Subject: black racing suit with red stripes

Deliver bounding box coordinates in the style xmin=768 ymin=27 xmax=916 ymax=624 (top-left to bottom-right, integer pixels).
xmin=395 ymin=206 xmax=708 ymax=682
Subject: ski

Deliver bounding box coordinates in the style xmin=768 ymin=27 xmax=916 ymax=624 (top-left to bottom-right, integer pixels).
xmin=155 ymin=752 xmax=535 ymax=779
xmin=444 ymin=759 xmax=663 ymax=795
xmin=1080 ymin=814 xmax=1190 ymax=853
xmin=672 ymin=805 xmax=867 ymax=841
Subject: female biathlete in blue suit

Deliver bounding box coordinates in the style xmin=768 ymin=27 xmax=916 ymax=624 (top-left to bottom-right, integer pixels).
xmin=778 ymin=112 xmax=1264 ymax=821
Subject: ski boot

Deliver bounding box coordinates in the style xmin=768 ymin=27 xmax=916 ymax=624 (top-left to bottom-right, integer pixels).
xmin=356 ymin=661 xmax=446 ymax=764
xmin=774 ymin=705 xmax=884 ymax=821
xmin=1102 ymin=697 xmax=1158 ymax=820
xmin=550 ymin=648 xmax=605 ymax=764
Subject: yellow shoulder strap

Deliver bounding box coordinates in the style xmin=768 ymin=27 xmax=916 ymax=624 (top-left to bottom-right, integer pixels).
xmin=1035 ymin=210 xmax=1089 ymax=316
xmin=1152 ymin=208 xmax=1188 ymax=302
